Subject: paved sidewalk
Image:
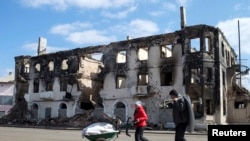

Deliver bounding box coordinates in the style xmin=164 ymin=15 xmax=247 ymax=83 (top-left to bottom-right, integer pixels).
xmin=118 ymin=129 xmax=207 ymax=135
xmin=0 ymin=124 xmax=208 ymax=135
xmin=0 ymin=126 xmax=208 ymax=141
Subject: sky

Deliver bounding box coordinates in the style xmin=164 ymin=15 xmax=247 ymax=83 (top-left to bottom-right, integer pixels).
xmin=1 ymin=0 xmax=250 ymax=90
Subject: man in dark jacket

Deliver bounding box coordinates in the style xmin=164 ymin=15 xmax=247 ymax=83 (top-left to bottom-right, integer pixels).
xmin=169 ymin=89 xmax=194 ymax=141
xmin=133 ymin=100 xmax=150 ymax=141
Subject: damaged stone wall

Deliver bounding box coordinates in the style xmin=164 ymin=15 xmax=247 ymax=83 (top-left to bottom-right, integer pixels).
xmin=226 ymin=65 xmax=250 ymax=123
xmin=98 ymin=24 xmax=241 ymax=127
xmin=9 ymin=47 xmax=107 ymax=121
xmin=3 ymin=23 xmax=249 ymax=129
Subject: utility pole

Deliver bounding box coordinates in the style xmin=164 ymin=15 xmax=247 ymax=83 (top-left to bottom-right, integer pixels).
xmin=238 ymin=20 xmax=241 ymax=86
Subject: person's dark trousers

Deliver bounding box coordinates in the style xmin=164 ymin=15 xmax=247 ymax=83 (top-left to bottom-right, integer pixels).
xmin=175 ymin=123 xmax=188 ymax=141
xmin=135 ymin=126 xmax=149 ymax=141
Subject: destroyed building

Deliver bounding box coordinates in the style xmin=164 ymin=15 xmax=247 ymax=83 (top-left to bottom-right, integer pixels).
xmin=11 ymin=7 xmax=250 ymax=129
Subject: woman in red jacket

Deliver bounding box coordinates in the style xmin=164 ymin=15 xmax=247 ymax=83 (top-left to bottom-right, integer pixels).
xmin=133 ymin=101 xmax=150 ymax=141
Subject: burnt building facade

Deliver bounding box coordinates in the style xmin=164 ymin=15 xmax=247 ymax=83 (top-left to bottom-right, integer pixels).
xmin=13 ymin=8 xmax=250 ymax=129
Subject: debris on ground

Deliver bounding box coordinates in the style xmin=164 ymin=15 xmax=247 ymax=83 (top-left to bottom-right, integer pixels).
xmin=0 ymin=109 xmax=121 ymax=129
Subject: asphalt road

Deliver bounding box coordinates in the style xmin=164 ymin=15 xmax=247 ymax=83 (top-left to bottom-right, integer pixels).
xmin=0 ymin=126 xmax=207 ymax=141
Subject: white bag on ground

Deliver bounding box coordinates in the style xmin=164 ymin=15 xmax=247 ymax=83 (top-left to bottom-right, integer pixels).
xmin=82 ymin=122 xmax=117 ymax=138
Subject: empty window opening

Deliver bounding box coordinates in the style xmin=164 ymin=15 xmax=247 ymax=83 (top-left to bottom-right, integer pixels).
xmin=23 ymin=84 xmax=29 ymax=94
xmin=33 ymin=79 xmax=39 ymax=93
xmin=116 ymin=76 xmax=126 ymax=89
xmin=35 ymin=63 xmax=41 ymax=72
xmin=206 ymin=67 xmax=213 ymax=83
xmin=25 ymin=63 xmax=30 ymax=73
xmin=61 ymin=59 xmax=68 ymax=70
xmin=114 ymin=102 xmax=126 ymax=121
xmin=234 ymin=101 xmax=247 ymax=109
xmin=221 ymin=42 xmax=225 ymax=57
xmin=223 ymin=100 xmax=226 ymax=115
xmin=80 ymin=102 xmax=94 ymax=110
xmin=60 ymin=103 xmax=67 ymax=109
xmin=205 ymin=37 xmax=211 ymax=52
xmin=138 ymin=47 xmax=148 ymax=60
xmin=58 ymin=103 xmax=67 ymax=118
xmin=31 ymin=103 xmax=38 ymax=119
xmin=161 ymin=45 xmax=172 ymax=58
xmin=116 ymin=50 xmax=126 ymax=63
xmin=191 ymin=68 xmax=200 ymax=83
xmin=138 ymin=74 xmax=148 ymax=85
xmin=205 ymin=100 xmax=214 ymax=115
xmin=45 ymin=108 xmax=51 ymax=119
xmin=190 ymin=38 xmax=200 ymax=52
xmin=32 ymin=103 xmax=38 ymax=110
xmin=193 ymin=99 xmax=203 ymax=118
xmin=231 ymin=57 xmax=235 ymax=66
xmin=222 ymin=71 xmax=225 ymax=86
xmin=60 ymin=79 xmax=67 ymax=91
xmin=90 ymin=53 xmax=103 ymax=61
xmin=161 ymin=72 xmax=173 ymax=86
xmin=48 ymin=61 xmax=54 ymax=71
xmin=226 ymin=50 xmax=230 ymax=66
xmin=46 ymin=81 xmax=53 ymax=91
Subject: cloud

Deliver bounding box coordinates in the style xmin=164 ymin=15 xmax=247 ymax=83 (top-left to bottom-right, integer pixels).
xmin=50 ymin=22 xmax=92 ymax=35
xmin=162 ymin=2 xmax=177 ymax=11
xmin=50 ymin=19 xmax=159 ymax=45
xmin=22 ymin=43 xmax=39 ymax=52
xmin=50 ymin=22 xmax=117 ymax=45
xmin=148 ymin=0 xmax=190 ymax=17
xmin=21 ymin=0 xmax=68 ymax=11
xmin=22 ymin=43 xmax=69 ymax=55
xmin=217 ymin=17 xmax=250 ymax=55
xmin=217 ymin=17 xmax=250 ymax=91
xmin=21 ymin=0 xmax=135 ymax=11
xmin=176 ymin=0 xmax=188 ymax=6
xmin=66 ymin=30 xmax=117 ymax=45
xmin=161 ymin=0 xmax=190 ymax=13
xmin=149 ymin=0 xmax=190 ymax=16
xmin=113 ymin=19 xmax=159 ymax=38
xmin=101 ymin=5 xmax=137 ymax=19
xmin=69 ymin=0 xmax=135 ymax=9
xmin=128 ymin=19 xmax=159 ymax=37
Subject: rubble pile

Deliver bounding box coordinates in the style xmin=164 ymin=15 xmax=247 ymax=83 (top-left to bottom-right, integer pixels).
xmin=0 ymin=110 xmax=120 ymax=129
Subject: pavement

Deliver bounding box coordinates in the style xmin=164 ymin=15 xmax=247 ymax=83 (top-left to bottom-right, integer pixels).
xmin=130 ymin=129 xmax=207 ymax=135
xmin=0 ymin=124 xmax=208 ymax=135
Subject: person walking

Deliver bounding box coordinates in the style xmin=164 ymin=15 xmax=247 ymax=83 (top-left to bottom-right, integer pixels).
xmin=133 ymin=100 xmax=150 ymax=141
xmin=169 ymin=89 xmax=195 ymax=141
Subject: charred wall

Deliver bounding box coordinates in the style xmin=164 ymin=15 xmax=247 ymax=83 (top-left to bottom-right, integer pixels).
xmin=11 ymin=23 xmax=240 ymax=126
